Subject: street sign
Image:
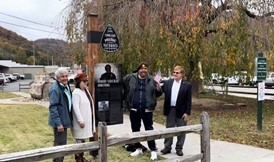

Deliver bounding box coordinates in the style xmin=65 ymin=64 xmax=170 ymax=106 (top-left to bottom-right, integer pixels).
xmin=256 ymin=54 xmax=267 ymax=81
xmin=101 ymin=25 xmax=120 ymax=53
xmin=256 ymin=53 xmax=266 ymax=131
xmin=258 ymin=82 xmax=265 ymax=101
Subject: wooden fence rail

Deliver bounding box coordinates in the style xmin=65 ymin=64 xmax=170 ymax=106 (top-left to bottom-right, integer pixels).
xmin=0 ymin=112 xmax=210 ymax=162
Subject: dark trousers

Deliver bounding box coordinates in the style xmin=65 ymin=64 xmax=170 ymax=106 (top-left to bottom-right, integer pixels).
xmin=53 ymin=128 xmax=67 ymax=162
xmin=164 ymin=108 xmax=187 ymax=151
xmin=129 ymin=110 xmax=157 ymax=151
xmin=89 ymin=129 xmax=99 ymax=158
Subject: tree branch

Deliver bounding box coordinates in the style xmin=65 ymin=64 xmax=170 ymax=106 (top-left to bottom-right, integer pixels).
xmin=199 ymin=1 xmax=229 ymax=24
xmin=244 ymin=8 xmax=274 ymax=19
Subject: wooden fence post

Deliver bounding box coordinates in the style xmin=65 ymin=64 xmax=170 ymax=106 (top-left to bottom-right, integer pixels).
xmin=98 ymin=122 xmax=108 ymax=162
xmin=200 ymin=111 xmax=210 ymax=162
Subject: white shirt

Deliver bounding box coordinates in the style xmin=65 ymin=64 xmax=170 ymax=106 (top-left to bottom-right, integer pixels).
xmin=171 ymin=79 xmax=182 ymax=106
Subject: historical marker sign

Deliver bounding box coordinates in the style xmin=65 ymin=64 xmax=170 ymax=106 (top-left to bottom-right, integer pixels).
xmin=256 ymin=53 xmax=267 ymax=81
xmin=101 ymin=25 xmax=120 ymax=53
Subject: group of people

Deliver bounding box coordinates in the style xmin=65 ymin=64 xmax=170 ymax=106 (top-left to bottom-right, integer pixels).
xmin=123 ymin=62 xmax=192 ymax=160
xmin=48 ymin=62 xmax=192 ymax=162
xmin=48 ymin=68 xmax=96 ymax=162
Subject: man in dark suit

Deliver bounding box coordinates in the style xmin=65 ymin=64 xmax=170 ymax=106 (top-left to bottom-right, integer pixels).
xmin=160 ymin=65 xmax=192 ymax=156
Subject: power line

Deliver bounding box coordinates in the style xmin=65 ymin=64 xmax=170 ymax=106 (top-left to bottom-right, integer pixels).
xmin=0 ymin=20 xmax=65 ymax=36
xmin=0 ymin=11 xmax=62 ymax=30
xmin=16 ymin=30 xmax=66 ymax=40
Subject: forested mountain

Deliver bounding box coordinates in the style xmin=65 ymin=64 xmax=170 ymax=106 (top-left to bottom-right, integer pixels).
xmin=0 ymin=26 xmax=69 ymax=66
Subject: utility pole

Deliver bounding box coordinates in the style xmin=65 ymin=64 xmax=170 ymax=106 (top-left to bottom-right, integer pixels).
xmin=33 ymin=42 xmax=35 ymax=65
xmin=87 ymin=14 xmax=100 ymax=96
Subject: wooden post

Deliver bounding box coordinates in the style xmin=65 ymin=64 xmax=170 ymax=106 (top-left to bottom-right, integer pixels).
xmin=87 ymin=14 xmax=99 ymax=96
xmin=98 ymin=122 xmax=107 ymax=162
xmin=200 ymin=111 xmax=210 ymax=162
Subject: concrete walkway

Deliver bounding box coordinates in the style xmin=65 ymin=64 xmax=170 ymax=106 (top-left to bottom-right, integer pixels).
xmin=108 ymin=115 xmax=274 ymax=162
xmin=2 ymin=92 xmax=274 ymax=162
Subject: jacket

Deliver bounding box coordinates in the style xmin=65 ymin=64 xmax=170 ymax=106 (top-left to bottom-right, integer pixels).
xmin=123 ymin=73 xmax=162 ymax=110
xmin=48 ymin=81 xmax=73 ymax=128
xmin=71 ymin=88 xmax=96 ymax=139
xmin=162 ymin=79 xmax=192 ymax=118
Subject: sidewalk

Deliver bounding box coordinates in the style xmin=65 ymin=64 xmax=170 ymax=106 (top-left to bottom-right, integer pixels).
xmin=3 ymin=92 xmax=274 ymax=162
xmin=108 ymin=115 xmax=274 ymax=162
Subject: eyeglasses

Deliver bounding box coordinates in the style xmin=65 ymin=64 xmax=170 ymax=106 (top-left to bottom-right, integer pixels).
xmin=173 ymin=71 xmax=181 ymax=74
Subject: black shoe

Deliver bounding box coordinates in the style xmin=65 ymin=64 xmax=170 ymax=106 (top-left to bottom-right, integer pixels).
xmin=90 ymin=150 xmax=98 ymax=159
xmin=160 ymin=148 xmax=171 ymax=155
xmin=176 ymin=150 xmax=184 ymax=156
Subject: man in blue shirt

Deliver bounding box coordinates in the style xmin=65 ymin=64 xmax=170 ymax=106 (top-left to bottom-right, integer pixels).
xmin=123 ymin=62 xmax=162 ymax=160
xmin=48 ymin=68 xmax=73 ymax=162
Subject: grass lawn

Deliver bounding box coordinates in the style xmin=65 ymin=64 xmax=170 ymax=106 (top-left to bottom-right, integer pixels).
xmin=0 ymin=92 xmax=19 ymax=99
xmin=1 ymin=92 xmax=274 ymax=162
xmin=0 ymin=92 xmax=164 ymax=162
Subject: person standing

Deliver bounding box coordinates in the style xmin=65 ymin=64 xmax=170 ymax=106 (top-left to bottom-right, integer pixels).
xmin=123 ymin=62 xmax=162 ymax=160
xmin=160 ymin=65 xmax=192 ymax=156
xmin=48 ymin=68 xmax=73 ymax=162
xmin=71 ymin=73 xmax=96 ymax=162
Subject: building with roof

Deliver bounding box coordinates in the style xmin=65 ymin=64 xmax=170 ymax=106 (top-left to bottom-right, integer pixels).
xmin=0 ymin=60 xmax=44 ymax=79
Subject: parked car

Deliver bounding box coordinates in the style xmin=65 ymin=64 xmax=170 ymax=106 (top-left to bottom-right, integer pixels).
xmin=13 ymin=73 xmax=25 ymax=80
xmin=5 ymin=73 xmax=17 ymax=82
xmin=234 ymin=71 xmax=248 ymax=85
xmin=227 ymin=76 xmax=239 ymax=85
xmin=264 ymin=72 xmax=274 ymax=87
xmin=211 ymin=73 xmax=226 ymax=84
xmin=248 ymin=76 xmax=258 ymax=86
xmin=0 ymin=73 xmax=9 ymax=84
xmin=0 ymin=74 xmax=5 ymax=85
xmin=68 ymin=74 xmax=76 ymax=83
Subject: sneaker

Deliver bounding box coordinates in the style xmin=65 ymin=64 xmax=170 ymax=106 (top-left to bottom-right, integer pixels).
xmin=150 ymin=151 xmax=157 ymax=160
xmin=160 ymin=148 xmax=171 ymax=155
xmin=130 ymin=148 xmax=143 ymax=157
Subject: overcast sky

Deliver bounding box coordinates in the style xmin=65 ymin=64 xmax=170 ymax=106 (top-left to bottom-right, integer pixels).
xmin=0 ymin=0 xmax=70 ymax=41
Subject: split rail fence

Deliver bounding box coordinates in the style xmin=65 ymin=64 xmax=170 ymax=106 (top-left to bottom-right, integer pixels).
xmin=0 ymin=112 xmax=210 ymax=162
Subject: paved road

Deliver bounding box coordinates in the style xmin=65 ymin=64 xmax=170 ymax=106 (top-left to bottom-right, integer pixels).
xmin=205 ymin=85 xmax=274 ymax=100
xmin=1 ymin=79 xmax=32 ymax=92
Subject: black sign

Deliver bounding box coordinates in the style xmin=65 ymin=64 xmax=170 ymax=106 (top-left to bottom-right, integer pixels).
xmin=94 ymin=63 xmax=123 ymax=125
xmin=256 ymin=55 xmax=267 ymax=81
xmin=101 ymin=25 xmax=119 ymax=53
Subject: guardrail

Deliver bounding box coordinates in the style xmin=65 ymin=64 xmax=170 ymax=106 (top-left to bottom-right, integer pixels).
xmin=0 ymin=112 xmax=210 ymax=162
xmin=19 ymin=83 xmax=30 ymax=91
xmin=0 ymin=84 xmax=3 ymax=92
xmin=205 ymin=84 xmax=274 ymax=96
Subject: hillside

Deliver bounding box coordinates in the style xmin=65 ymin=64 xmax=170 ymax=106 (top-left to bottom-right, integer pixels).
xmin=35 ymin=39 xmax=68 ymax=57
xmin=0 ymin=26 xmax=68 ymax=65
